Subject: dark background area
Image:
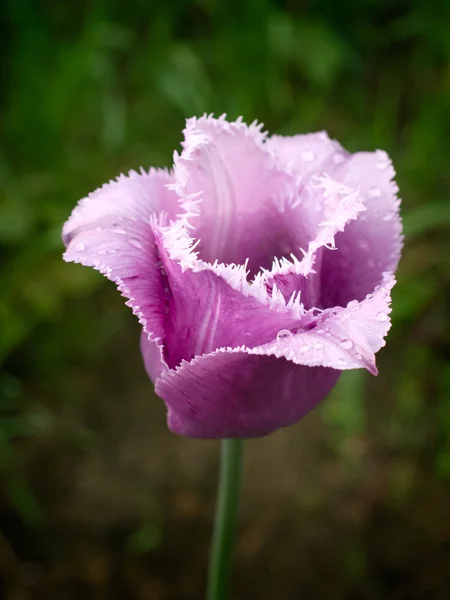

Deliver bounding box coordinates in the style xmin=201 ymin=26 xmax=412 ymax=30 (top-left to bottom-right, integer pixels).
xmin=1 ymin=0 xmax=450 ymax=598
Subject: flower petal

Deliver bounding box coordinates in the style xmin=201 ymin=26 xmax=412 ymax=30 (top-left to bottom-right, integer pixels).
xmin=320 ymin=150 xmax=402 ymax=306
xmin=140 ymin=331 xmax=167 ymax=382
xmin=152 ymin=220 xmax=299 ymax=368
xmin=155 ymin=351 xmax=340 ymax=438
xmin=251 ymin=273 xmax=395 ymax=375
xmin=173 ymin=115 xmax=298 ymax=272
xmin=262 ymin=174 xmax=366 ymax=314
xmin=267 ymin=130 xmax=347 ymax=177
xmin=149 ymin=273 xmax=393 ymax=438
xmin=63 ymin=169 xmax=179 ymax=340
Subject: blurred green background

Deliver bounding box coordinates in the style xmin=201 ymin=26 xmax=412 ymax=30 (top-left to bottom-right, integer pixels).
xmin=1 ymin=0 xmax=450 ymax=598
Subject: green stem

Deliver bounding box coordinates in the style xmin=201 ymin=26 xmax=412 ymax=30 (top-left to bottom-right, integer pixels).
xmin=206 ymin=438 xmax=244 ymax=600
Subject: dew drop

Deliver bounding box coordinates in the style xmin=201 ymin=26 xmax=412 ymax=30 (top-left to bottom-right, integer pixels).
xmin=333 ymin=153 xmax=344 ymax=164
xmin=277 ymin=329 xmax=293 ymax=340
xmin=383 ymin=214 xmax=393 ymax=222
xmin=347 ymin=300 xmax=359 ymax=309
xmin=128 ymin=238 xmax=143 ymax=249
xmin=302 ymin=151 xmax=315 ymax=162
xmin=314 ymin=342 xmax=323 ymax=351
xmin=336 ymin=358 xmax=346 ymax=368
xmin=376 ymin=311 xmax=388 ymax=322
xmin=75 ymin=242 xmax=85 ymax=251
xmin=111 ymin=224 xmax=127 ymax=235
xmin=366 ymin=293 xmax=373 ymax=300
xmin=358 ymin=238 xmax=369 ymax=251
xmin=339 ymin=339 xmax=354 ymax=350
xmin=98 ymin=248 xmax=116 ymax=255
xmin=300 ymin=344 xmax=309 ymax=353
xmin=341 ymin=310 xmax=351 ymax=320
xmin=376 ymin=162 xmax=388 ymax=170
xmin=95 ymin=226 xmax=102 ymax=233
xmin=368 ymin=186 xmax=381 ymax=197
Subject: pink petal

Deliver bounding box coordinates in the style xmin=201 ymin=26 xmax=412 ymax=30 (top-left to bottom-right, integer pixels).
xmin=140 ymin=331 xmax=167 ymax=382
xmin=63 ymin=168 xmax=179 ymax=245
xmin=155 ymin=351 xmax=340 ymax=438
xmin=267 ymin=130 xmax=347 ymax=177
xmin=63 ymin=169 xmax=179 ymax=341
xmin=263 ymin=174 xmax=366 ymax=313
xmin=146 ymin=274 xmax=393 ymax=438
xmin=251 ymin=273 xmax=395 ymax=376
xmin=173 ymin=115 xmax=299 ymax=273
xmin=152 ymin=220 xmax=299 ymax=369
xmin=321 ymin=150 xmax=402 ymax=306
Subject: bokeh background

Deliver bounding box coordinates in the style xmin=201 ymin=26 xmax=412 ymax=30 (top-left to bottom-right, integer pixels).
xmin=1 ymin=0 xmax=450 ymax=598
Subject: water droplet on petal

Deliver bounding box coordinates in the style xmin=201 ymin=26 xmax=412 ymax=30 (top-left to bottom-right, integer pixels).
xmin=341 ymin=310 xmax=351 ymax=321
xmin=75 ymin=242 xmax=86 ymax=251
xmin=128 ymin=238 xmax=143 ymax=249
xmin=98 ymin=248 xmax=116 ymax=255
xmin=336 ymin=358 xmax=346 ymax=368
xmin=111 ymin=224 xmax=127 ymax=235
xmin=302 ymin=150 xmax=315 ymax=162
xmin=314 ymin=342 xmax=323 ymax=351
xmin=300 ymin=344 xmax=309 ymax=353
xmin=376 ymin=161 xmax=388 ymax=170
xmin=376 ymin=311 xmax=388 ymax=322
xmin=383 ymin=214 xmax=393 ymax=221
xmin=277 ymin=329 xmax=293 ymax=340
xmin=95 ymin=226 xmax=102 ymax=233
xmin=366 ymin=293 xmax=373 ymax=300
xmin=340 ymin=339 xmax=354 ymax=350
xmin=347 ymin=300 xmax=359 ymax=309
xmin=333 ymin=153 xmax=344 ymax=164
xmin=358 ymin=238 xmax=369 ymax=251
xmin=368 ymin=186 xmax=381 ymax=197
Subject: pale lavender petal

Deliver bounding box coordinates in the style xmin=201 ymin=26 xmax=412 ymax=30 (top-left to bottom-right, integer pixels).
xmin=155 ymin=351 xmax=340 ymax=438
xmin=321 ymin=151 xmax=402 ymax=306
xmin=173 ymin=115 xmax=301 ymax=273
xmin=148 ymin=273 xmax=393 ymax=438
xmin=267 ymin=130 xmax=347 ymax=177
xmin=63 ymin=168 xmax=179 ymax=245
xmin=263 ymin=175 xmax=366 ymax=315
xmin=140 ymin=332 xmax=167 ymax=382
xmin=63 ymin=169 xmax=179 ymax=340
xmin=151 ymin=220 xmax=299 ymax=369
xmin=250 ymin=273 xmax=395 ymax=376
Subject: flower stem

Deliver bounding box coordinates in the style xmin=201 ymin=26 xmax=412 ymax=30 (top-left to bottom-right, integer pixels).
xmin=206 ymin=438 xmax=244 ymax=600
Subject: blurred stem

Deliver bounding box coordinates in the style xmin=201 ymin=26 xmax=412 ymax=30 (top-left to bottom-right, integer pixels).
xmin=207 ymin=438 xmax=244 ymax=600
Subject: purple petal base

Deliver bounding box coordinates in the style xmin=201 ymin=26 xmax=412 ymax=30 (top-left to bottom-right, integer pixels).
xmin=153 ymin=349 xmax=340 ymax=438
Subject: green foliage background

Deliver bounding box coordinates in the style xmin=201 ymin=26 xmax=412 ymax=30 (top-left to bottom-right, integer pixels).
xmin=1 ymin=0 xmax=450 ymax=597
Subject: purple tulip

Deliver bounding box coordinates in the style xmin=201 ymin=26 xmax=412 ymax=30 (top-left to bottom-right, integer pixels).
xmin=63 ymin=115 xmax=402 ymax=438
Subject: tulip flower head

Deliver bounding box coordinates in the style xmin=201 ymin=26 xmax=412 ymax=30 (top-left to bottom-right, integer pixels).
xmin=63 ymin=115 xmax=402 ymax=438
